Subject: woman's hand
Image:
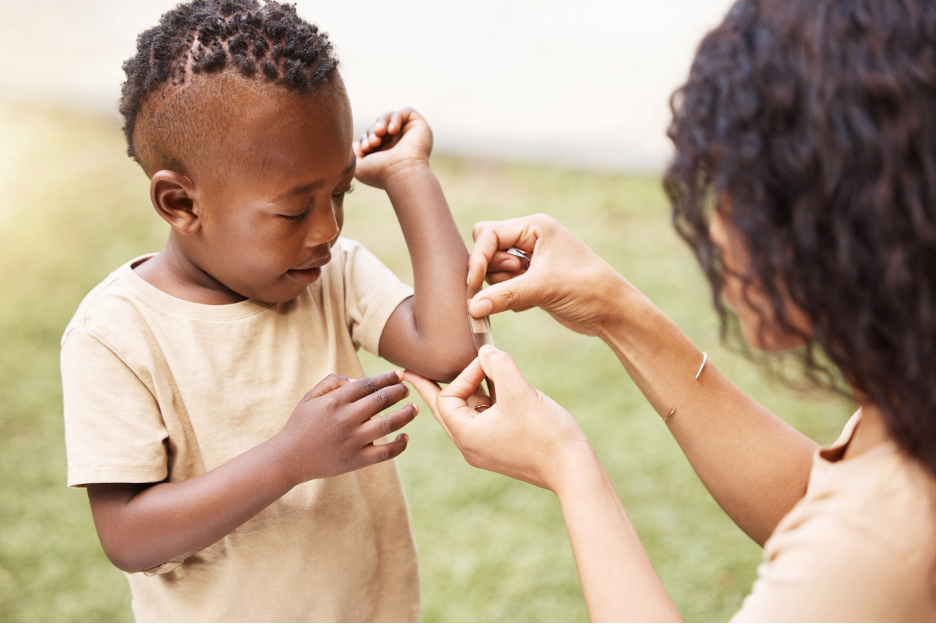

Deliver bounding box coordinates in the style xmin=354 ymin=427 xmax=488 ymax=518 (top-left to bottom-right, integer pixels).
xmin=468 ymin=214 xmax=630 ymax=336
xmin=409 ymin=346 xmax=683 ymax=621
xmin=405 ymin=345 xmax=594 ymax=493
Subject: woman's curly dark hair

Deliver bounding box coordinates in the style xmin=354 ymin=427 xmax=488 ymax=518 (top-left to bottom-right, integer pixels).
xmin=665 ymin=0 xmax=936 ymax=475
xmin=119 ymin=0 xmax=338 ymax=165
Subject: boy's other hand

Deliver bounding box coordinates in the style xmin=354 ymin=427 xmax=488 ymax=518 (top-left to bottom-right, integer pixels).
xmin=353 ymin=108 xmax=433 ymax=190
xmin=273 ymin=370 xmax=417 ymax=487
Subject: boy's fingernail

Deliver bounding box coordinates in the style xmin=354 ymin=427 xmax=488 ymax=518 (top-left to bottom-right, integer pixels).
xmin=474 ymin=299 xmax=493 ymax=317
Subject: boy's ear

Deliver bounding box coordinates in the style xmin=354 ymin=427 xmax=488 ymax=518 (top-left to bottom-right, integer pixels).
xmin=150 ymin=170 xmax=201 ymax=234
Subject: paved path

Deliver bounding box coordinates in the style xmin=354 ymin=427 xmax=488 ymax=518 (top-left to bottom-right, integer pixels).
xmin=1 ymin=0 xmax=733 ymax=171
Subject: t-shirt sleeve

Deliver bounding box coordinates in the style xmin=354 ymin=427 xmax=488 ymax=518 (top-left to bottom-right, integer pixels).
xmin=62 ymin=327 xmax=169 ymax=488
xmin=731 ymin=515 xmax=932 ymax=622
xmin=339 ymin=238 xmax=414 ymax=356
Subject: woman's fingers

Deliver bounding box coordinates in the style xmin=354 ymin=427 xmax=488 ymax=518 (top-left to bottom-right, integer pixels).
xmin=466 ymin=386 xmax=492 ymax=411
xmin=468 ymin=216 xmax=552 ymax=288
xmin=477 ymin=345 xmax=533 ymax=396
xmin=403 ymin=370 xmax=454 ymax=439
xmin=434 ymin=359 xmax=489 ymax=432
xmin=438 ymin=357 xmax=486 ymax=403
xmin=484 ymin=269 xmax=528 ymax=285
xmin=469 ymin=270 xmax=541 ymax=318
xmin=468 ymin=226 xmax=519 ymax=288
xmin=491 ymin=250 xmax=522 ymax=272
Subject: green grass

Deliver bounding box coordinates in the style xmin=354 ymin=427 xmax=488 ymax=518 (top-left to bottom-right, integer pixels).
xmin=0 ymin=102 xmax=855 ymax=622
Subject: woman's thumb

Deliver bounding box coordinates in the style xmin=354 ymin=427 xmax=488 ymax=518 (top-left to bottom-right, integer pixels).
xmin=470 ymin=274 xmax=537 ymax=318
xmin=477 ymin=345 xmax=533 ymax=394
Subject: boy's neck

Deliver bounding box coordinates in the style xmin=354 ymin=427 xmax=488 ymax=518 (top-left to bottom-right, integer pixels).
xmin=134 ymin=237 xmax=248 ymax=305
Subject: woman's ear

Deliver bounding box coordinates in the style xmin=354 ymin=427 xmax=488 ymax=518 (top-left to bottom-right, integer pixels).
xmin=150 ymin=170 xmax=200 ymax=235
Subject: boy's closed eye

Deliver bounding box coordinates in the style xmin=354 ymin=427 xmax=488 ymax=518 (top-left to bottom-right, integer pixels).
xmin=278 ymin=185 xmax=355 ymax=221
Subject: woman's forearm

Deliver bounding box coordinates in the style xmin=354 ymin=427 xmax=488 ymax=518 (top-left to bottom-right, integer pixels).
xmin=599 ymin=281 xmax=817 ymax=545
xmin=379 ymin=164 xmax=474 ymax=381
xmin=556 ymin=449 xmax=681 ymax=622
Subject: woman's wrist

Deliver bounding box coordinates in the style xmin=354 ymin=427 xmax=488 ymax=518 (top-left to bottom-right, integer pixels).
xmin=549 ymin=440 xmax=606 ymax=500
xmin=593 ymin=273 xmax=650 ymax=339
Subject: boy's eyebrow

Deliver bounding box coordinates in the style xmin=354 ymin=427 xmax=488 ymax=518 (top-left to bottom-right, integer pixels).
xmin=276 ymin=156 xmax=357 ymax=200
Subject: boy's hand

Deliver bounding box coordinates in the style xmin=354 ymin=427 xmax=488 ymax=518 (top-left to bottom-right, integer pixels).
xmin=353 ymin=108 xmax=433 ymax=190
xmin=274 ymin=370 xmax=418 ymax=487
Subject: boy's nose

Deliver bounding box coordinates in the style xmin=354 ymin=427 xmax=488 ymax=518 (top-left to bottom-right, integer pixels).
xmin=306 ymin=211 xmax=340 ymax=246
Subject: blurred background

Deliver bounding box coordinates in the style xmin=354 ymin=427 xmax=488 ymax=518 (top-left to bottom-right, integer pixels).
xmin=0 ymin=1 xmax=855 ymax=622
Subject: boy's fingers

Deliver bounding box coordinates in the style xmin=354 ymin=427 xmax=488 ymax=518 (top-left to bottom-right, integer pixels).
xmin=357 ymin=403 xmax=418 ymax=444
xmin=341 ymin=370 xmax=405 ymax=402
xmin=301 ymin=373 xmax=350 ymax=402
xmin=359 ymin=381 xmax=410 ymax=416
xmin=359 ymin=434 xmax=409 ymax=466
xmin=373 ymin=113 xmax=389 ymax=135
xmin=388 ymin=110 xmax=402 ymax=133
xmin=389 ymin=108 xmax=412 ymax=134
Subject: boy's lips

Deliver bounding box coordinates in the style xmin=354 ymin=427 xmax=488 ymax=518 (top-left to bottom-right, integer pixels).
xmin=285 ymin=253 xmax=331 ymax=284
xmin=285 ymin=266 xmax=322 ymax=284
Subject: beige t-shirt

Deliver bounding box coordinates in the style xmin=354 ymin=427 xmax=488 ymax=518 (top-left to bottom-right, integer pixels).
xmin=733 ymin=412 xmax=936 ymax=622
xmin=61 ymin=237 xmax=419 ymax=623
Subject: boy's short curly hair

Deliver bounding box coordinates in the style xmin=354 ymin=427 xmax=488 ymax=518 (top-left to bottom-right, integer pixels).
xmin=665 ymin=0 xmax=936 ymax=476
xmin=119 ymin=0 xmax=339 ymax=168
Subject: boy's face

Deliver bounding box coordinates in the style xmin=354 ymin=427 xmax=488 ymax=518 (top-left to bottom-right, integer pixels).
xmin=179 ymin=79 xmax=355 ymax=303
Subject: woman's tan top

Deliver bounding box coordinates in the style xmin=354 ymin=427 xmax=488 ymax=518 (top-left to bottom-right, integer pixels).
xmin=732 ymin=412 xmax=936 ymax=622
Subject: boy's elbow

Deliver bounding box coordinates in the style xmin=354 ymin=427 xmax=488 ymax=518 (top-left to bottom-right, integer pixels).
xmin=101 ymin=544 xmax=143 ymax=574
xmin=99 ymin=537 xmax=156 ymax=574
xmin=423 ymin=341 xmax=477 ymax=383
xmin=98 ymin=529 xmax=173 ymax=574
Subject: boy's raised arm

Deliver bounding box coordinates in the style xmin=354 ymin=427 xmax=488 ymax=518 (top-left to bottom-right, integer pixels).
xmin=354 ymin=109 xmax=476 ymax=383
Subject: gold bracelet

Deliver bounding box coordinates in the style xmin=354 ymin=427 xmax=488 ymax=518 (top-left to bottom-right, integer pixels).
xmin=662 ymin=351 xmax=707 ymax=423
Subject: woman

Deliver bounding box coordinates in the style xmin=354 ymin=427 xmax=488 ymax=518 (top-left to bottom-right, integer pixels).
xmin=408 ymin=1 xmax=936 ymax=620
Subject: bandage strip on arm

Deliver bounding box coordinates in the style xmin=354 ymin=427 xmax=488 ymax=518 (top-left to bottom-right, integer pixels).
xmin=467 ymin=283 xmax=495 ymax=351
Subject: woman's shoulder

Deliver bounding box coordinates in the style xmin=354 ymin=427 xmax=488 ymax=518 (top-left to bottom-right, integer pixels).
xmin=735 ymin=440 xmax=936 ymax=622
xmin=778 ymin=436 xmax=936 ymax=558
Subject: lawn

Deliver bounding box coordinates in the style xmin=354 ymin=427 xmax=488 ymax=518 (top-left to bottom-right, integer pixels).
xmin=0 ymin=102 xmax=855 ymax=622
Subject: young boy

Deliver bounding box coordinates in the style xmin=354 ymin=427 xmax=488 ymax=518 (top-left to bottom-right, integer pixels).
xmin=60 ymin=1 xmax=475 ymax=621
